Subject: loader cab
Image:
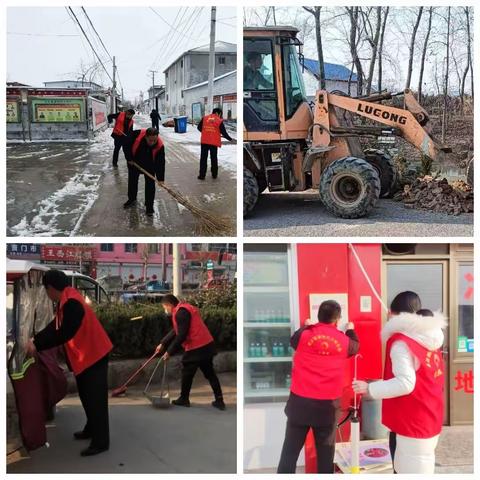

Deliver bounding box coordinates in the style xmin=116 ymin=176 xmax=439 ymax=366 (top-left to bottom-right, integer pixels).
xmin=244 ymin=27 xmax=311 ymax=141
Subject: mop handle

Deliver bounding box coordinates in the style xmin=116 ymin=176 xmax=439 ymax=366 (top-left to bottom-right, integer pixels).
xmin=353 ymin=353 xmax=362 ymax=411
xmin=144 ymin=357 xmax=163 ymax=395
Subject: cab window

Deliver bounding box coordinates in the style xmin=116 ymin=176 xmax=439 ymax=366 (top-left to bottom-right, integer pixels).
xmin=282 ymin=44 xmax=307 ymax=118
xmin=75 ymin=277 xmax=97 ymax=304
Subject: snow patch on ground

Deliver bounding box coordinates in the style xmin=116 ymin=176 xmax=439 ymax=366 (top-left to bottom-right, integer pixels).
xmin=157 ymin=120 xmax=237 ymax=176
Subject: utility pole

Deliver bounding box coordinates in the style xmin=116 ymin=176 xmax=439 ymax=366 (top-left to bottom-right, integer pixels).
xmin=206 ymin=7 xmax=216 ymax=114
xmin=149 ymin=69 xmax=157 ymax=111
xmin=112 ymin=55 xmax=117 ymax=113
xmin=172 ymin=244 xmax=182 ymax=297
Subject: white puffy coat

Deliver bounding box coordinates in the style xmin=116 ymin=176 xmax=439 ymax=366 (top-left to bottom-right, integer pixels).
xmin=367 ymin=311 xmax=446 ymax=474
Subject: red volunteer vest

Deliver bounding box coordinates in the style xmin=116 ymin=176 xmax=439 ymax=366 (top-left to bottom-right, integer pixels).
xmin=200 ymin=114 xmax=223 ymax=147
xmin=112 ymin=111 xmax=133 ymax=136
xmin=56 ymin=287 xmax=113 ymax=376
xmin=290 ymin=323 xmax=350 ymax=400
xmin=382 ymin=333 xmax=444 ymax=438
xmin=132 ymin=129 xmax=164 ymax=159
xmin=171 ymin=302 xmax=213 ymax=351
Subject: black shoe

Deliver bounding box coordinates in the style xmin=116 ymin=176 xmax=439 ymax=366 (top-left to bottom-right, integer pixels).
xmin=123 ymin=199 xmax=136 ymax=209
xmin=146 ymin=209 xmax=154 ymax=216
xmin=172 ymin=397 xmax=190 ymax=407
xmin=73 ymin=430 xmax=91 ymax=440
xmin=212 ymin=399 xmax=226 ymax=411
xmin=80 ymin=445 xmax=109 ymax=457
xmin=197 ymin=176 xmax=205 ymax=180
xmin=112 ymin=163 xmax=118 ymax=168
xmin=212 ymin=175 xmax=217 ymax=179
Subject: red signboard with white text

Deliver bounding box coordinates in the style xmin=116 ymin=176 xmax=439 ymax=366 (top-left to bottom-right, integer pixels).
xmin=41 ymin=245 xmax=96 ymax=263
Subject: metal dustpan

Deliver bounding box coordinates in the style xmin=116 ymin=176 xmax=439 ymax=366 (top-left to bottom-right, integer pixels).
xmin=143 ymin=358 xmax=170 ymax=409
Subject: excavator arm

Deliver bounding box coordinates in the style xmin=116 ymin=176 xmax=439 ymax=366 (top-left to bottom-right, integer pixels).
xmin=310 ymin=89 xmax=451 ymax=163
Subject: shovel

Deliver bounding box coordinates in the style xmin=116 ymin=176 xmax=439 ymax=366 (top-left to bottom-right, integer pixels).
xmin=143 ymin=358 xmax=170 ymax=409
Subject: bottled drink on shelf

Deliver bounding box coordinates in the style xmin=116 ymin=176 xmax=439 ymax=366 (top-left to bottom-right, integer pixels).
xmin=255 ymin=342 xmax=262 ymax=357
xmin=261 ymin=342 xmax=268 ymax=357
xmin=285 ymin=373 xmax=291 ymax=388
xmin=272 ymin=342 xmax=278 ymax=357
xmin=249 ymin=342 xmax=256 ymax=357
xmin=279 ymin=342 xmax=285 ymax=356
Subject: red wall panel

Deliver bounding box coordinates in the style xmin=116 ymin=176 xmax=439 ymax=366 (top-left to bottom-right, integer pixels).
xmin=296 ymin=243 xmax=382 ymax=473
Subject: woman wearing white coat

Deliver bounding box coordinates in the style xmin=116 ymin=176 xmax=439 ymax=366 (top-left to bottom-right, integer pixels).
xmin=353 ymin=291 xmax=446 ymax=474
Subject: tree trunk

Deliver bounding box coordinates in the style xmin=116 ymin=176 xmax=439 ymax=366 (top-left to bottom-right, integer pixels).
xmin=366 ymin=7 xmax=382 ymax=96
xmin=347 ymin=7 xmax=364 ymax=96
xmin=460 ymin=7 xmax=473 ymax=108
xmin=405 ymin=7 xmax=424 ymax=90
xmin=377 ymin=7 xmax=389 ymax=93
xmin=417 ymin=7 xmax=433 ymax=103
xmin=442 ymin=7 xmax=451 ymax=143
xmin=304 ymin=7 xmax=325 ymax=89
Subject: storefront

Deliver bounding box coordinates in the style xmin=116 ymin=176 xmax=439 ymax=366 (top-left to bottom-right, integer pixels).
xmin=243 ymin=243 xmax=473 ymax=472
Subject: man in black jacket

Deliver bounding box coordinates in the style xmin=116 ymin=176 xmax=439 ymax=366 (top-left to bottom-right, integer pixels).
xmin=123 ymin=127 xmax=165 ymax=216
xmin=155 ymin=294 xmax=225 ymax=410
xmin=107 ymin=109 xmax=135 ymax=167
xmin=25 ymin=270 xmax=113 ymax=457
xmin=150 ymin=109 xmax=161 ymax=129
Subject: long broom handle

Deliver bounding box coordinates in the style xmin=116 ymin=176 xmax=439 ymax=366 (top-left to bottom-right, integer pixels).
xmin=123 ymin=352 xmax=158 ymax=387
xmin=130 ymin=161 xmax=163 ymax=187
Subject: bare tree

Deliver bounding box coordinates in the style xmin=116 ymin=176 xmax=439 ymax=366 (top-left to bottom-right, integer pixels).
xmin=417 ymin=7 xmax=434 ymax=103
xmin=362 ymin=7 xmax=382 ymax=95
xmin=346 ymin=7 xmax=364 ymax=95
xmin=377 ymin=7 xmax=389 ymax=93
xmin=442 ymin=7 xmax=451 ymax=142
xmin=405 ymin=7 xmax=424 ymax=89
xmin=460 ymin=6 xmax=473 ymax=107
xmin=303 ymin=6 xmax=325 ymax=89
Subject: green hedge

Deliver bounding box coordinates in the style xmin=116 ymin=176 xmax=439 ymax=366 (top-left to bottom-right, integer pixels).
xmin=95 ymin=285 xmax=236 ymax=358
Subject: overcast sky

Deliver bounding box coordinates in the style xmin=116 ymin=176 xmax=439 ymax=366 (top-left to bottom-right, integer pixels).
xmin=7 ymin=7 xmax=237 ymax=102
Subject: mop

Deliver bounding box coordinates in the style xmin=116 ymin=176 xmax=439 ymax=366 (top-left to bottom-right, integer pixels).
xmin=337 ymin=353 xmax=362 ymax=474
xmin=345 ymin=244 xmax=391 ymax=473
xmin=111 ymin=351 xmax=158 ymax=397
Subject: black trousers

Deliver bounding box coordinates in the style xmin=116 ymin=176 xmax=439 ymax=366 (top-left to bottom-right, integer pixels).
xmin=75 ymin=354 xmax=109 ymax=449
xmin=152 ymin=120 xmax=159 ymax=130
xmin=112 ymin=137 xmax=127 ymax=166
xmin=127 ymin=165 xmax=156 ymax=210
xmin=277 ymin=421 xmax=337 ymax=473
xmin=389 ymin=431 xmax=397 ymax=473
xmin=199 ymin=144 xmax=218 ymax=178
xmin=180 ymin=354 xmax=223 ymax=400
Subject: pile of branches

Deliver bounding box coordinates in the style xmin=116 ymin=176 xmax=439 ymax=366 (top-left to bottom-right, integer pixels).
xmin=393 ymin=176 xmax=473 ymax=215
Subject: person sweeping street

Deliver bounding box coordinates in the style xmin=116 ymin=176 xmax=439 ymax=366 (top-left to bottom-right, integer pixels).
xmin=197 ymin=108 xmax=234 ymax=180
xmin=107 ymin=108 xmax=135 ymax=167
xmin=25 ymin=270 xmax=113 ymax=457
xmin=352 ymin=291 xmax=446 ymax=474
xmin=155 ymin=294 xmax=225 ymax=410
xmin=123 ymin=127 xmax=165 ymax=216
xmin=277 ymin=300 xmax=360 ymax=474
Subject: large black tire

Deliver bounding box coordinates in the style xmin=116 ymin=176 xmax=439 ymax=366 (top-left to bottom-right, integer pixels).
xmin=243 ymin=167 xmax=259 ymax=218
xmin=364 ymin=148 xmax=397 ymax=198
xmin=320 ymin=157 xmax=380 ymax=218
xmin=466 ymin=157 xmax=473 ymax=188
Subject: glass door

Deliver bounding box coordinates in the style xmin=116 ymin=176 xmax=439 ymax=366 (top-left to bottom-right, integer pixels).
xmin=244 ymin=249 xmax=294 ymax=402
xmin=384 ymin=260 xmax=449 ymax=424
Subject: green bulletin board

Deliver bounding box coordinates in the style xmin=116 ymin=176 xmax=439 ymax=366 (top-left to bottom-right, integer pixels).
xmin=31 ymin=98 xmax=85 ymax=123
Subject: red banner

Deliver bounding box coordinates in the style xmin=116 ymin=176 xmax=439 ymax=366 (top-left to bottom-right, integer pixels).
xmin=41 ymin=245 xmax=96 ymax=262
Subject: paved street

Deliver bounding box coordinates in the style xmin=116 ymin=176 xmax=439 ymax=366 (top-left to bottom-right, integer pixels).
xmin=7 ymin=115 xmax=236 ymax=236
xmin=7 ymin=372 xmax=236 ymax=474
xmin=244 ymin=191 xmax=473 ymax=237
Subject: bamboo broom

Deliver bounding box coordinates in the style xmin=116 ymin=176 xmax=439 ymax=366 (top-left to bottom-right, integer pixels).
xmin=129 ymin=161 xmax=233 ymax=236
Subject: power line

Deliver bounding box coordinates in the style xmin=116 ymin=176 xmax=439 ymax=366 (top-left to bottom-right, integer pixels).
xmin=149 ymin=7 xmax=200 ymax=42
xmin=65 ymin=7 xmax=113 ymax=83
xmin=81 ymin=7 xmax=112 ymax=60
xmin=80 ymin=7 xmax=123 ymax=93
xmin=7 ymin=31 xmax=79 ymax=37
